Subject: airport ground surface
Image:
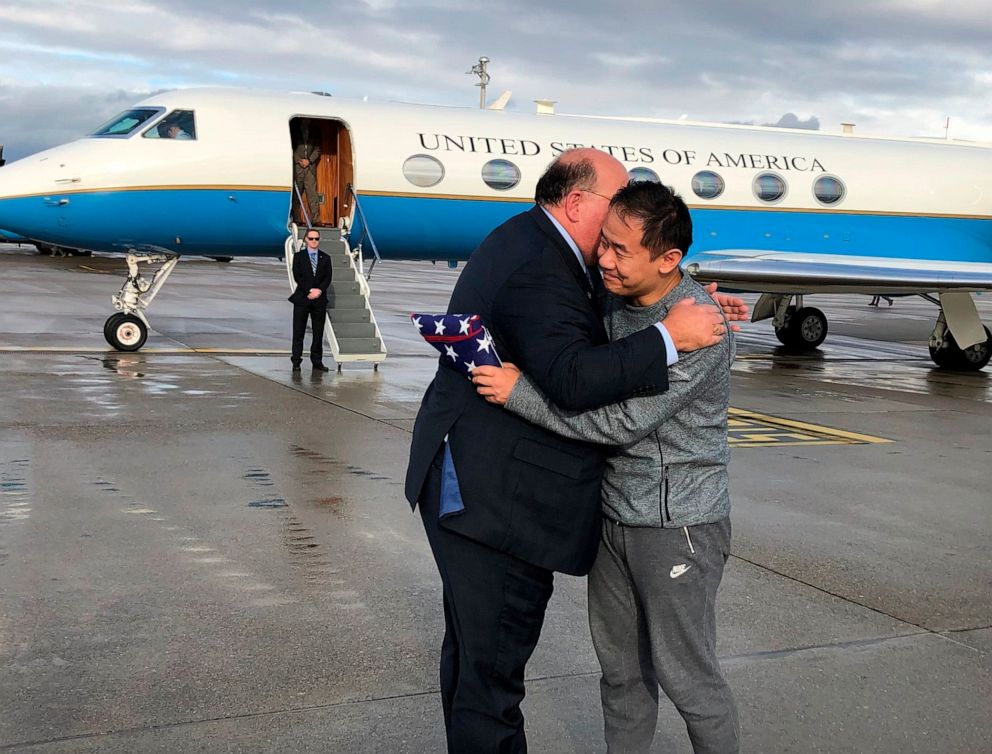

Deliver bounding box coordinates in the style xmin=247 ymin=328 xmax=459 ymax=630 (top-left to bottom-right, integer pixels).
xmin=0 ymin=244 xmax=989 ymax=753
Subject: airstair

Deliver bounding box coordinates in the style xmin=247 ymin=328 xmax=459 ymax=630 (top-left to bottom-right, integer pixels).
xmin=285 ymin=224 xmax=387 ymax=369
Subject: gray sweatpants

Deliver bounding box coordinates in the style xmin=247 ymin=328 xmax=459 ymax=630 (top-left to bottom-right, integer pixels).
xmin=588 ymin=516 xmax=740 ymax=754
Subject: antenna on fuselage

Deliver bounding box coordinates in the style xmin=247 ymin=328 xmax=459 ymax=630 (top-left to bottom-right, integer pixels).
xmin=467 ymin=56 xmax=490 ymax=109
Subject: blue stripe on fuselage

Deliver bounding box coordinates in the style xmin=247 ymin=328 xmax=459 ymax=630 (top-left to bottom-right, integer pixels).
xmin=0 ymin=188 xmax=989 ymax=263
xmin=0 ymin=188 xmax=290 ymax=255
xmin=354 ymin=194 xmax=992 ymax=264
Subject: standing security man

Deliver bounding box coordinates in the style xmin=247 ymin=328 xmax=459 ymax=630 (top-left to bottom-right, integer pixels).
xmin=289 ymin=231 xmax=332 ymax=372
xmin=293 ymin=122 xmax=322 ymax=225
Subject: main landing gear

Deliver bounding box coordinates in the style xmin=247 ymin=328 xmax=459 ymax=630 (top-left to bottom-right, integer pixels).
xmin=103 ymin=252 xmax=179 ymax=352
xmin=924 ymin=293 xmax=991 ymax=371
xmin=752 ymin=291 xmax=990 ymax=371
xmin=754 ymin=294 xmax=828 ymax=351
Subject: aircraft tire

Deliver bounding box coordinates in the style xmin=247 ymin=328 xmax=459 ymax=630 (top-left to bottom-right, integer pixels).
xmin=208 ymin=256 xmax=233 ymax=263
xmin=103 ymin=313 xmax=127 ymax=344
xmin=782 ymin=307 xmax=828 ymax=351
xmin=106 ymin=314 xmax=147 ymax=352
xmin=930 ymin=326 xmax=992 ymax=371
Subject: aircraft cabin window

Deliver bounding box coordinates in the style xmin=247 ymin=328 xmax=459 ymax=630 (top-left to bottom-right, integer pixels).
xmin=813 ymin=175 xmax=845 ymax=205
xmin=691 ymin=170 xmax=725 ymax=200
xmin=628 ymin=167 xmax=660 ymax=183
xmin=91 ymin=108 xmax=164 ymax=138
xmin=481 ymin=159 xmax=521 ymax=191
xmin=753 ymin=172 xmax=787 ymax=203
xmin=403 ymin=154 xmax=445 ymax=188
xmin=143 ymin=110 xmax=197 ymax=140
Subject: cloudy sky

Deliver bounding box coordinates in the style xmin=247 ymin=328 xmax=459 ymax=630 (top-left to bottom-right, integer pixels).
xmin=1 ymin=0 xmax=990 ymax=161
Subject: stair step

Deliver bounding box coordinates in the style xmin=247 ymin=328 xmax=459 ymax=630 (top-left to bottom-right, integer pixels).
xmin=329 ymin=309 xmax=371 ymax=323
xmin=331 ymin=269 xmax=357 ymax=283
xmin=337 ymin=337 xmax=384 ymax=354
xmin=329 ymin=281 xmax=361 ymax=295
xmin=317 ymin=228 xmax=342 ymax=241
xmin=329 ymin=294 xmax=367 ymax=309
xmin=333 ymin=322 xmax=377 ymax=338
xmin=329 ymin=257 xmax=352 ymax=268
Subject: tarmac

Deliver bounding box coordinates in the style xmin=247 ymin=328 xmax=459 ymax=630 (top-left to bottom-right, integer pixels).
xmin=0 ymin=244 xmax=989 ymax=753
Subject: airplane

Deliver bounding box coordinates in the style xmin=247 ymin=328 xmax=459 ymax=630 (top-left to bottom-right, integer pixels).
xmin=0 ymin=87 xmax=989 ymax=369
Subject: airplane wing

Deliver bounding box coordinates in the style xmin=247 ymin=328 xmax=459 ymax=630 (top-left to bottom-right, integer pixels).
xmin=685 ymin=250 xmax=992 ymax=295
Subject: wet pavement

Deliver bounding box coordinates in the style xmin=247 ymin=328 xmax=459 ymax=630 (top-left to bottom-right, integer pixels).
xmin=0 ymin=245 xmax=989 ymax=753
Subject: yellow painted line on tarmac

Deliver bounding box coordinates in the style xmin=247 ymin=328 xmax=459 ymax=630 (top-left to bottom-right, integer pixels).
xmin=728 ymin=407 xmax=892 ymax=447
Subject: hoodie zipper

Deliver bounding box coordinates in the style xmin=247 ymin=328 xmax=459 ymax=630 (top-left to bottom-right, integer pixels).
xmin=656 ymin=431 xmax=671 ymax=524
xmin=663 ymin=465 xmax=671 ymax=523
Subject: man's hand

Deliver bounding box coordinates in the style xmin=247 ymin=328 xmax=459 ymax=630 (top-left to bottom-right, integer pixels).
xmin=298 ymin=158 xmax=310 ymax=168
xmin=307 ymin=288 xmax=321 ymax=300
xmin=663 ymin=298 xmax=726 ymax=352
xmin=703 ymin=282 xmax=749 ymax=330
xmin=471 ymin=363 xmax=521 ymax=406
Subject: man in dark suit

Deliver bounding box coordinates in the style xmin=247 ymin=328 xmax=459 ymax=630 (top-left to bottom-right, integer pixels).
xmin=289 ymin=230 xmax=332 ymax=372
xmin=405 ymin=148 xmax=738 ymax=752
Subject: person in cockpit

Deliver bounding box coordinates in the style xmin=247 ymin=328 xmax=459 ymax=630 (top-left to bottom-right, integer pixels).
xmin=166 ymin=123 xmax=191 ymax=140
xmin=157 ymin=121 xmax=191 ymax=140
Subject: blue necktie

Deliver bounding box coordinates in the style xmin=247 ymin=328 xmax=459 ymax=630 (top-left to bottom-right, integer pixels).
xmin=309 ymin=252 xmax=317 ymax=274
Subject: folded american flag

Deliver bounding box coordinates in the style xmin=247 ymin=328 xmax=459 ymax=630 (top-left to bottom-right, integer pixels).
xmin=412 ymin=313 xmax=502 ymax=377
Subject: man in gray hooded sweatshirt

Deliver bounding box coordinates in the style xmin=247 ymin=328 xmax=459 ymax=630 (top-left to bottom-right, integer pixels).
xmin=473 ymin=180 xmax=739 ymax=754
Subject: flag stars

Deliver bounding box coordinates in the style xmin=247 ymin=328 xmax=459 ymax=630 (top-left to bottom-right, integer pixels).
xmin=434 ymin=319 xmax=447 ymax=335
xmin=412 ymin=316 xmax=423 ymax=332
xmin=477 ymin=334 xmax=493 ymax=353
xmin=459 ymin=317 xmax=471 ymax=335
xmin=444 ymin=345 xmax=458 ymax=361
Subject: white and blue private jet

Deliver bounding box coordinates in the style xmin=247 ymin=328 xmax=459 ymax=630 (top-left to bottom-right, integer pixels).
xmin=0 ymin=87 xmax=989 ymax=369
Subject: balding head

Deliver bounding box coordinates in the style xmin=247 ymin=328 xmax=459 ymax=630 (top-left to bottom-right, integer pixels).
xmin=535 ymin=148 xmax=630 ymax=263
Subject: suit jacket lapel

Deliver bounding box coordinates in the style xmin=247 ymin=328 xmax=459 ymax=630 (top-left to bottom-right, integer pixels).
xmin=528 ymin=206 xmax=593 ymax=297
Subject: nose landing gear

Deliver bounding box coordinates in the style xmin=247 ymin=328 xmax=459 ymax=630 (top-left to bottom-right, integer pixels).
xmin=103 ymin=252 xmax=178 ymax=352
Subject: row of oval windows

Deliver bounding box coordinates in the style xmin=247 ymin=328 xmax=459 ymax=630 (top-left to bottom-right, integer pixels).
xmin=403 ymin=154 xmax=847 ymax=206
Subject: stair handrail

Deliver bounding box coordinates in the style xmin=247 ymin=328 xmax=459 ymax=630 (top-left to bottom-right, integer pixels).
xmin=293 ymin=182 xmax=313 ymax=229
xmin=346 ymin=183 xmax=381 ymax=277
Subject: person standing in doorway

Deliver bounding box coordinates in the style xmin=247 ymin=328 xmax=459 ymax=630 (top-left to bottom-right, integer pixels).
xmin=289 ymin=231 xmax=332 ymax=372
xmin=293 ymin=122 xmax=322 ymax=225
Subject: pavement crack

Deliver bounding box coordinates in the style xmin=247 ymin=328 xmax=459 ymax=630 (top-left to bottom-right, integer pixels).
xmin=729 ymin=552 xmax=978 ymax=643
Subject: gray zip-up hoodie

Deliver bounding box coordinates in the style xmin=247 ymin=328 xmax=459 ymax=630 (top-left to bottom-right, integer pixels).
xmin=505 ymin=273 xmax=734 ymax=527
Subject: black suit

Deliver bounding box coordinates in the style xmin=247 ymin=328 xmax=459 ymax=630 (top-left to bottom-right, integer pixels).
xmin=405 ymin=206 xmax=669 ymax=752
xmin=289 ymin=248 xmax=332 ymax=365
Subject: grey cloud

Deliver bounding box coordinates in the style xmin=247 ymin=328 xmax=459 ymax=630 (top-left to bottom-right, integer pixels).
xmin=0 ymin=86 xmax=157 ymax=162
xmin=766 ymin=113 xmax=820 ymax=130
xmin=0 ymin=0 xmax=990 ymax=159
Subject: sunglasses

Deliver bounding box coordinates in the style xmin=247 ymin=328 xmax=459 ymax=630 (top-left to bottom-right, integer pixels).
xmin=306 ymin=236 xmax=320 ymax=241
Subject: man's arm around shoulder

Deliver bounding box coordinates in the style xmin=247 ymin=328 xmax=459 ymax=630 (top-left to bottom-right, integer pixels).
xmin=491 ymin=260 xmax=668 ymax=412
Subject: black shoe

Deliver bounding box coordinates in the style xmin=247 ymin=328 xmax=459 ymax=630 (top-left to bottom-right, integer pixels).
xmin=292 ymin=364 xmax=302 ymax=372
xmin=312 ymin=363 xmax=330 ymax=372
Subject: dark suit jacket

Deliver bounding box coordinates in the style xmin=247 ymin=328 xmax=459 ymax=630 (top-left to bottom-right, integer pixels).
xmin=289 ymin=248 xmax=332 ymax=306
xmin=405 ymin=206 xmax=670 ymax=576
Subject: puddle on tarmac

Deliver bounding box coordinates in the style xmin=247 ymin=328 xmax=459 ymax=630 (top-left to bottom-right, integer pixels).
xmin=247 ymin=498 xmax=287 ymax=508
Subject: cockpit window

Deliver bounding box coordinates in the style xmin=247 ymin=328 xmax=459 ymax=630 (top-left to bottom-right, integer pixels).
xmin=143 ymin=110 xmax=197 ymax=140
xmin=91 ymin=108 xmax=164 ymax=138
